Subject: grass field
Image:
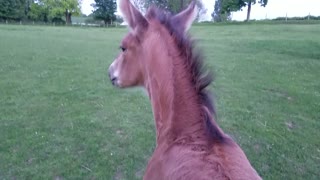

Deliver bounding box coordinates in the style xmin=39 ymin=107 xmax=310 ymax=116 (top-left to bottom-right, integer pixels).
xmin=0 ymin=23 xmax=319 ymax=179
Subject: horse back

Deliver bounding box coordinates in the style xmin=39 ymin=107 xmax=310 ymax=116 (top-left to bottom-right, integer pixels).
xmin=144 ymin=138 xmax=261 ymax=180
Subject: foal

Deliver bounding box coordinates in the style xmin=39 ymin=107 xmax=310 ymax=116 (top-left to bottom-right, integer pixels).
xmin=108 ymin=0 xmax=261 ymax=179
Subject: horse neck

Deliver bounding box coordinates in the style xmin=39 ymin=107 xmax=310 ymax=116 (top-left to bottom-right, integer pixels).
xmin=144 ymin=49 xmax=205 ymax=145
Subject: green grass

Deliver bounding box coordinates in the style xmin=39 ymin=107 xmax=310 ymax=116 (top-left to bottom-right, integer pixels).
xmin=0 ymin=23 xmax=319 ymax=179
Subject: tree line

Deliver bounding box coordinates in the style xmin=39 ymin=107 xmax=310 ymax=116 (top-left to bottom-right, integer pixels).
xmin=0 ymin=0 xmax=81 ymax=24
xmin=0 ymin=0 xmax=268 ymax=24
xmin=212 ymin=0 xmax=268 ymax=22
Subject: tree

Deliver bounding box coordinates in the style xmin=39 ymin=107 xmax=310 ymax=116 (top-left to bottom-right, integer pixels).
xmin=61 ymin=0 xmax=81 ymax=24
xmin=242 ymin=0 xmax=268 ymax=21
xmin=196 ymin=1 xmax=207 ymax=21
xmin=91 ymin=0 xmax=117 ymax=25
xmin=144 ymin=0 xmax=205 ymax=19
xmin=0 ymin=0 xmax=81 ymax=23
xmin=215 ymin=0 xmax=268 ymax=21
xmin=0 ymin=0 xmax=25 ymax=20
xmin=28 ymin=1 xmax=49 ymax=22
xmin=24 ymin=0 xmax=33 ymax=17
xmin=145 ymin=0 xmax=192 ymax=13
xmin=45 ymin=0 xmax=81 ymax=24
xmin=212 ymin=0 xmax=241 ymax=22
xmin=32 ymin=0 xmax=81 ymax=24
xmin=212 ymin=0 xmax=225 ymax=22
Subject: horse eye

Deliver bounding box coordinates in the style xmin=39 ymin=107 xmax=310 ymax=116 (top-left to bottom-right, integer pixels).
xmin=120 ymin=46 xmax=126 ymax=52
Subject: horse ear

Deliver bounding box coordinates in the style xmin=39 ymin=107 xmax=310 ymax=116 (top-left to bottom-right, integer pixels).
xmin=172 ymin=1 xmax=198 ymax=33
xmin=120 ymin=0 xmax=148 ymax=32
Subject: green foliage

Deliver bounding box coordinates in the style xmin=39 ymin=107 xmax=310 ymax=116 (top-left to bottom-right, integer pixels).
xmin=143 ymin=0 xmax=204 ymax=20
xmin=212 ymin=0 xmax=240 ymax=22
xmin=222 ymin=0 xmax=245 ymax=13
xmin=42 ymin=0 xmax=81 ymax=24
xmin=51 ymin=17 xmax=66 ymax=24
xmin=0 ymin=0 xmax=25 ymax=20
xmin=212 ymin=0 xmax=221 ymax=21
xmin=145 ymin=0 xmax=195 ymax=13
xmin=92 ymin=0 xmax=117 ymax=24
xmin=212 ymin=0 xmax=230 ymax=22
xmin=240 ymin=0 xmax=268 ymax=21
xmin=1 ymin=0 xmax=81 ymax=23
xmin=28 ymin=2 xmax=48 ymax=22
xmin=247 ymin=0 xmax=268 ymax=7
xmin=274 ymin=15 xmax=320 ymax=21
xmin=227 ymin=0 xmax=268 ymax=10
xmin=213 ymin=0 xmax=268 ymax=21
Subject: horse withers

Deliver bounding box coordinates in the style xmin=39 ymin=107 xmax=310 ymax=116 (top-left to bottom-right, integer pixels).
xmin=108 ymin=0 xmax=261 ymax=179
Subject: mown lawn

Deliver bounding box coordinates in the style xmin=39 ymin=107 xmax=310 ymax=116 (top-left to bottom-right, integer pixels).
xmin=0 ymin=23 xmax=319 ymax=179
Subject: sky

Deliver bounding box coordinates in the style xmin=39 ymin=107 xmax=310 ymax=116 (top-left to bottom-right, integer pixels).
xmin=82 ymin=0 xmax=320 ymax=21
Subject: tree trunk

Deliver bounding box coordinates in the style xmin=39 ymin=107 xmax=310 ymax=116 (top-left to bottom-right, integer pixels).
xmin=246 ymin=1 xmax=252 ymax=21
xmin=65 ymin=9 xmax=68 ymax=24
xmin=67 ymin=13 xmax=71 ymax=24
xmin=65 ymin=9 xmax=72 ymax=25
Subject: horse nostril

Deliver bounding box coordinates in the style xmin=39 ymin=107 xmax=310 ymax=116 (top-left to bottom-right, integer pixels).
xmin=111 ymin=77 xmax=117 ymax=85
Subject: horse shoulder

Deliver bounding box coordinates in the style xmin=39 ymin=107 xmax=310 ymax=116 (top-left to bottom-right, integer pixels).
xmin=144 ymin=143 xmax=231 ymax=180
xmin=207 ymin=138 xmax=262 ymax=180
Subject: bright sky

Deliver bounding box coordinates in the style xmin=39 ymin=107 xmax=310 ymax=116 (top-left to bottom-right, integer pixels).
xmin=82 ymin=0 xmax=320 ymax=21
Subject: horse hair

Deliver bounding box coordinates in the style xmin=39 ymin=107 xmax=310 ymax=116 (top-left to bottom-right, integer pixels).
xmin=147 ymin=7 xmax=225 ymax=143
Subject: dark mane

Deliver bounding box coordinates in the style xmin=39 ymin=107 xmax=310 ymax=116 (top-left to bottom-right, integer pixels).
xmin=146 ymin=7 xmax=225 ymax=143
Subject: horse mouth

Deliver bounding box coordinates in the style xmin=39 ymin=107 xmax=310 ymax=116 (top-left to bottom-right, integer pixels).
xmin=108 ymin=70 xmax=119 ymax=87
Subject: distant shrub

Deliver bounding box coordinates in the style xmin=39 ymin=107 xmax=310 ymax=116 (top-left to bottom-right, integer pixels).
xmin=115 ymin=16 xmax=124 ymax=24
xmin=51 ymin=17 xmax=65 ymax=25
xmin=84 ymin=17 xmax=103 ymax=25
xmin=273 ymin=16 xmax=320 ymax=21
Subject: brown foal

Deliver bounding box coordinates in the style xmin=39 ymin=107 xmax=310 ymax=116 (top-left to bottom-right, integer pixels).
xmin=108 ymin=0 xmax=261 ymax=179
